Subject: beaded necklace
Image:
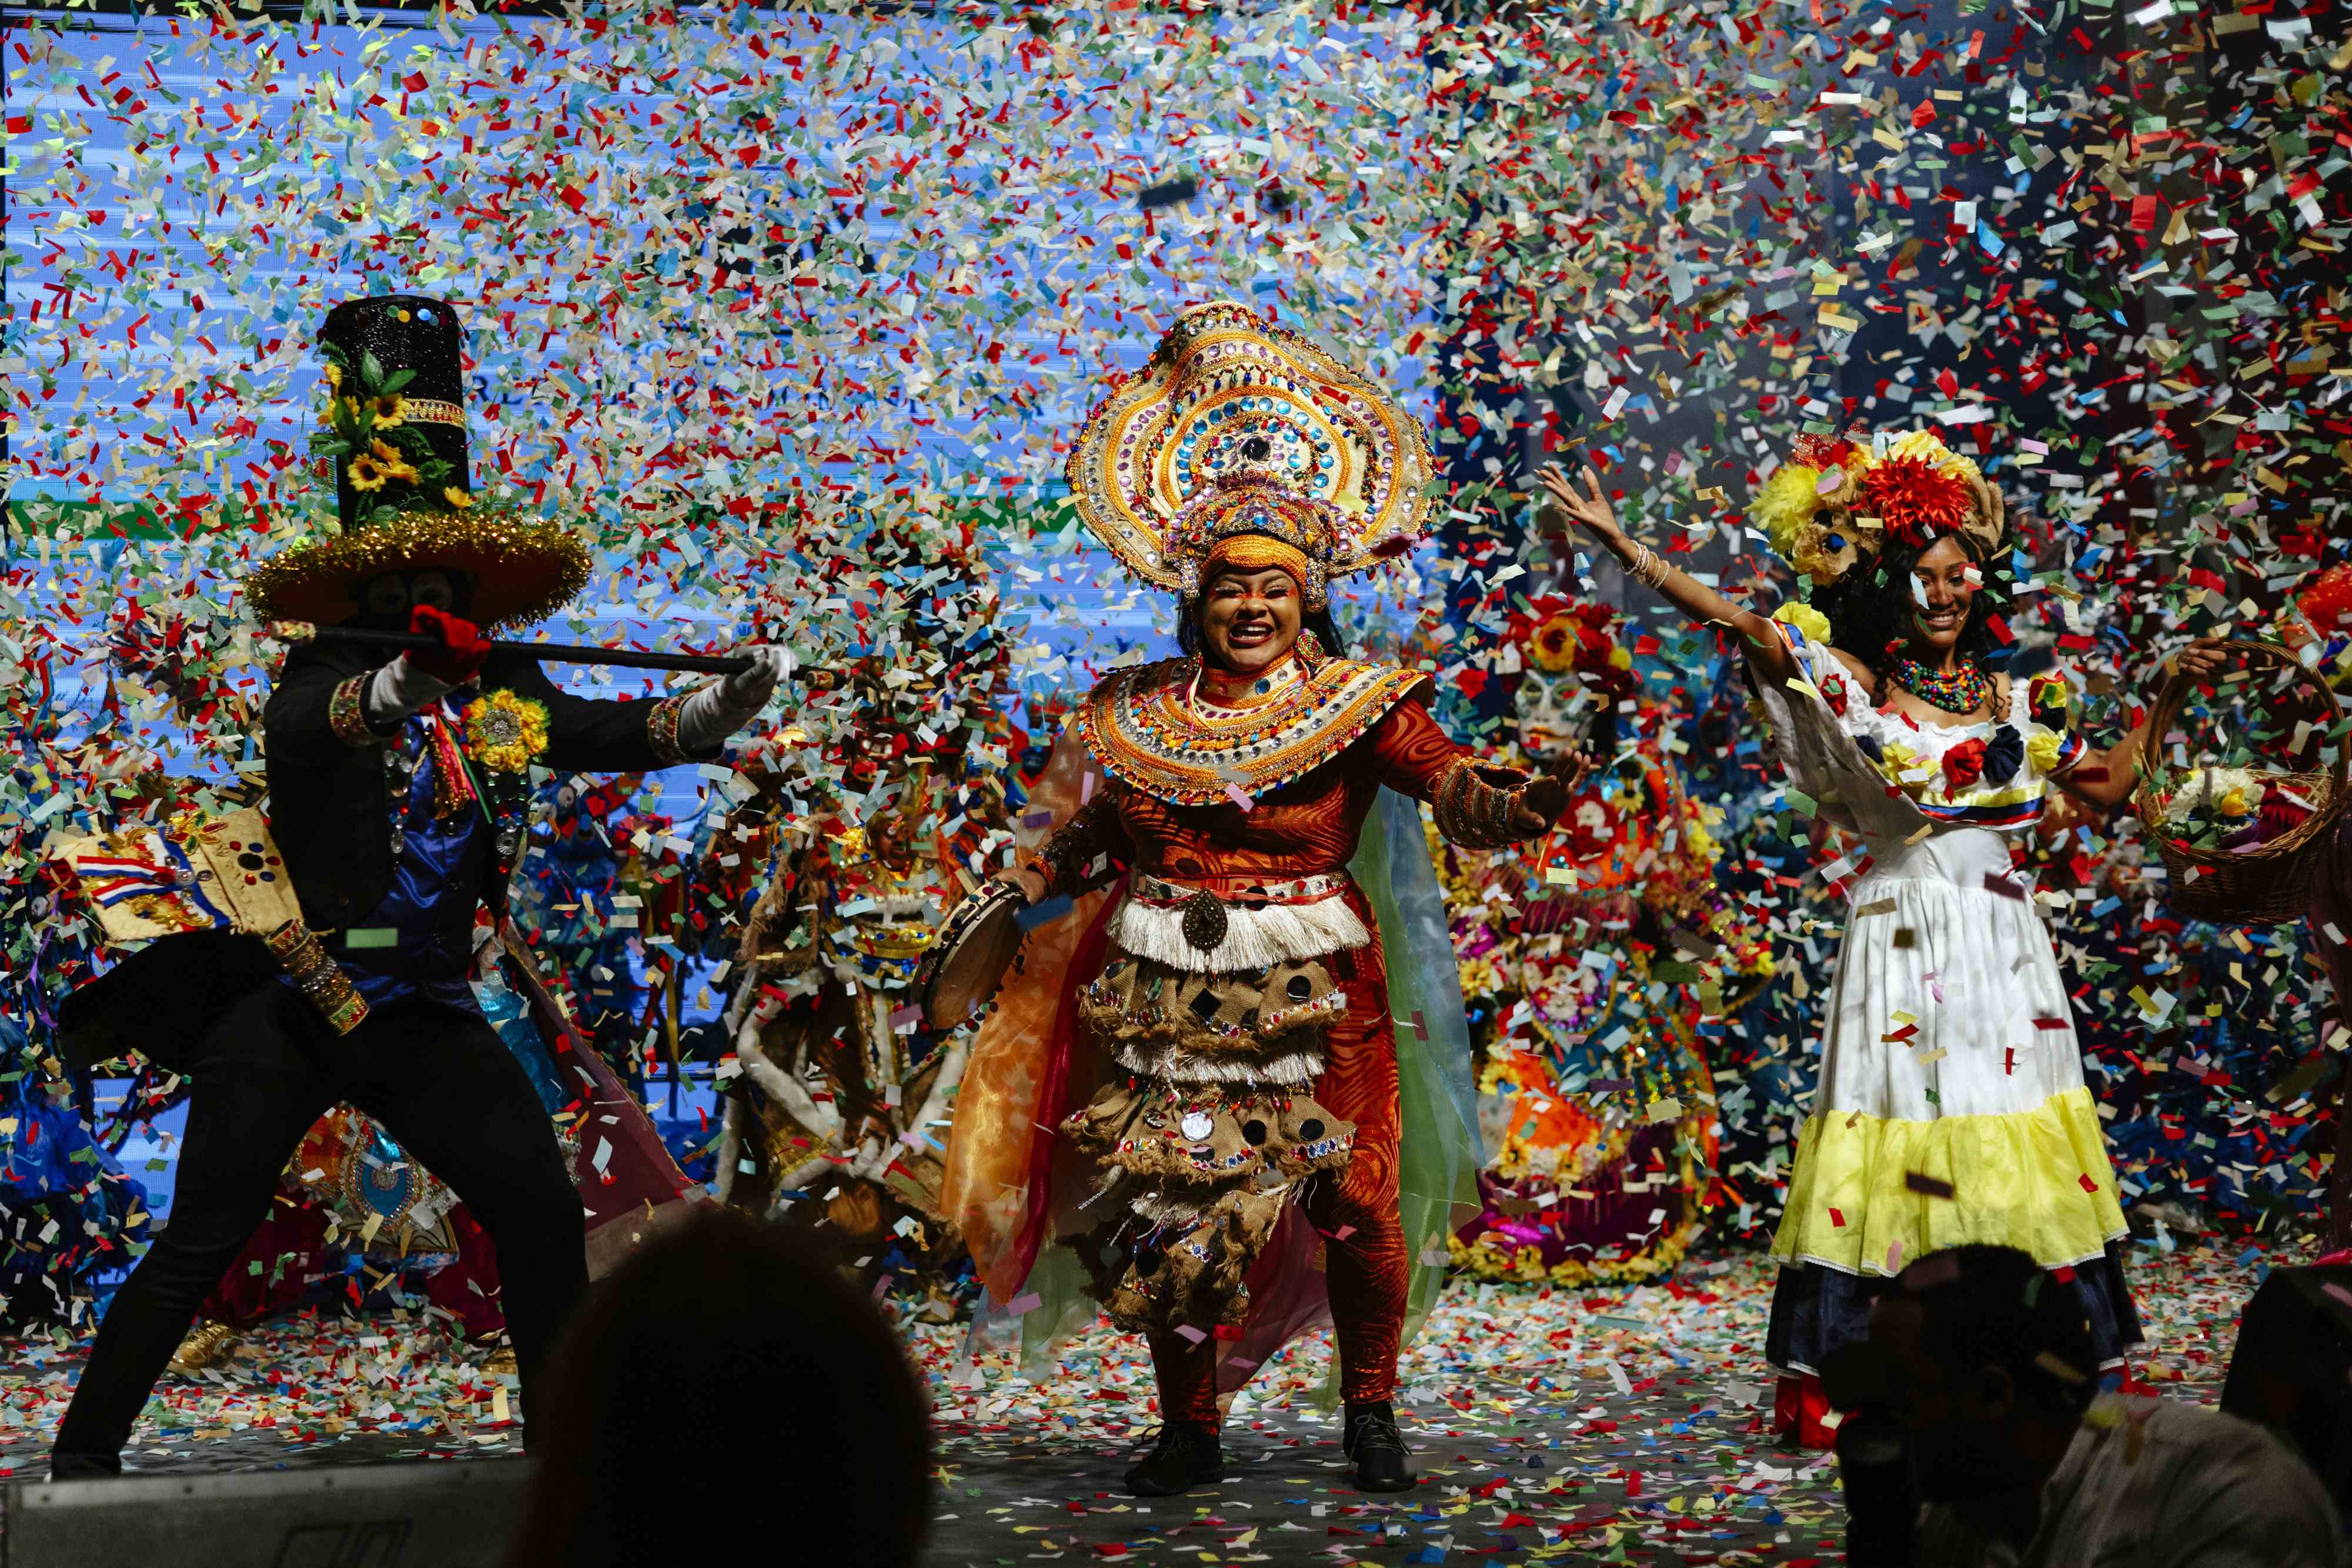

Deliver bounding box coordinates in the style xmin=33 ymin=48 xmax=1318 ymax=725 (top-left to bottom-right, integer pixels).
xmin=1887 ymin=656 xmax=1992 ymax=718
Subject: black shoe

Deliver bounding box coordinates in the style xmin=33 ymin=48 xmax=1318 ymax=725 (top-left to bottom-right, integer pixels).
xmin=1343 ymin=1400 xmax=1415 ymax=1492
xmin=1124 ymin=1420 xmax=1223 ymax=1497
xmin=49 ymin=1450 xmax=122 ymax=1482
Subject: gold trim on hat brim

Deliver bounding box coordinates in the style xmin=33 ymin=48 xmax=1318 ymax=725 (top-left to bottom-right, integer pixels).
xmin=247 ymin=506 xmax=592 ymax=632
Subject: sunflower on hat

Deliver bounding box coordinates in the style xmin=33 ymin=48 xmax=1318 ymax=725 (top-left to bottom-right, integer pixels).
xmin=246 ymin=295 xmax=590 ymax=633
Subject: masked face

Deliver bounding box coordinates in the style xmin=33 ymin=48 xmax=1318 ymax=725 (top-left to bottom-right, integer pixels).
xmin=868 ymin=810 xmax=918 ymax=871
xmin=351 ymin=568 xmax=472 ymax=628
xmin=1514 ymin=667 xmax=1591 ymax=760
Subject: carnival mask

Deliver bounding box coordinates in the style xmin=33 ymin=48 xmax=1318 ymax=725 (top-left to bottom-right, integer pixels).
xmin=1514 ymin=667 xmax=1593 ymax=762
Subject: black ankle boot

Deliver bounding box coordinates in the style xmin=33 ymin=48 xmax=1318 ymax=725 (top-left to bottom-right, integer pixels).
xmin=1124 ymin=1420 xmax=1224 ymax=1497
xmin=1343 ymin=1400 xmax=1414 ymax=1492
xmin=48 ymin=1450 xmax=122 ymax=1482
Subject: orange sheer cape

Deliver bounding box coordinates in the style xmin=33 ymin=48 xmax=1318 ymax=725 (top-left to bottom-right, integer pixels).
xmin=939 ymin=731 xmax=1112 ymax=1300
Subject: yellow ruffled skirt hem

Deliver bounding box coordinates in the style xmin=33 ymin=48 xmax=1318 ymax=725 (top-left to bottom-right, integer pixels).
xmin=1769 ymin=1085 xmax=2127 ymax=1275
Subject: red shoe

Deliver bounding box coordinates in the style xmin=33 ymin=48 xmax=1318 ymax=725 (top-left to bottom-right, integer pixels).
xmin=1773 ymin=1373 xmax=1838 ymax=1450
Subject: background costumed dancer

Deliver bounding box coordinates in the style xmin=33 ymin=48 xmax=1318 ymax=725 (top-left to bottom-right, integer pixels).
xmin=45 ymin=296 xmax=785 ymax=1477
xmin=712 ymin=527 xmax=1020 ymax=1300
xmin=930 ymin=302 xmax=1568 ymax=1499
xmin=1539 ymin=433 xmax=2225 ymax=1449
xmin=1442 ymin=597 xmax=1768 ymax=1286
xmin=717 ymin=748 xmax=971 ymax=1292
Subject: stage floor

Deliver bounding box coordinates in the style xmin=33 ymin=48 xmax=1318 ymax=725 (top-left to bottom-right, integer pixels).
xmin=0 ymin=1245 xmax=2267 ymax=1563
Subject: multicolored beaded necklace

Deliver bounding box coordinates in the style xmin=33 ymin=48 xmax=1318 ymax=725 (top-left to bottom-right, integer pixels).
xmin=1887 ymin=655 xmax=1992 ymax=717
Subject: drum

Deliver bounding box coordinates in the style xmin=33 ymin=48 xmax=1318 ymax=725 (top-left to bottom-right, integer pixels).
xmin=918 ymin=880 xmax=1028 ymax=1026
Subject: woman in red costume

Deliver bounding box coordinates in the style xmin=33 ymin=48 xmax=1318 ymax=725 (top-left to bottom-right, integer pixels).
xmin=934 ymin=303 xmax=1566 ymax=1498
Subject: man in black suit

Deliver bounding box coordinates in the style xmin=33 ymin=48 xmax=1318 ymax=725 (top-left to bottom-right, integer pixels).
xmin=50 ymin=296 xmax=786 ymax=1477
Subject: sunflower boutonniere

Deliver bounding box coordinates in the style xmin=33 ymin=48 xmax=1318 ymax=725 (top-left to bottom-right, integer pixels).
xmin=463 ymin=690 xmax=550 ymax=774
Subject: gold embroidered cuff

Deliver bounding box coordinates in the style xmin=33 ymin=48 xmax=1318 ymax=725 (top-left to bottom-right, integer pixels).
xmin=647 ymin=691 xmax=694 ymax=765
xmin=1433 ymin=757 xmax=1531 ymax=851
xmin=328 ymin=673 xmax=386 ymax=747
xmin=264 ymin=921 xmax=368 ymax=1035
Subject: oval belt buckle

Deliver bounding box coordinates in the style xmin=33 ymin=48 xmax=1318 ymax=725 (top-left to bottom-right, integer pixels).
xmin=1180 ymin=888 xmax=1228 ymax=954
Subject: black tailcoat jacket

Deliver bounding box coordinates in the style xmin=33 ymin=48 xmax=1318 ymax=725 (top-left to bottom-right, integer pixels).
xmin=59 ymin=640 xmax=707 ymax=1073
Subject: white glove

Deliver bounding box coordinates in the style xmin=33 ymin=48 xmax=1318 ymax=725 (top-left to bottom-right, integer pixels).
xmin=677 ymin=645 xmax=789 ymax=753
xmin=720 ymin=644 xmax=788 ymax=711
xmin=363 ymin=654 xmax=455 ymax=728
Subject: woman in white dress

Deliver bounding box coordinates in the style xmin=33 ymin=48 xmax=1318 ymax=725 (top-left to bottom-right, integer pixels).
xmin=1539 ymin=430 xmax=2222 ymax=1447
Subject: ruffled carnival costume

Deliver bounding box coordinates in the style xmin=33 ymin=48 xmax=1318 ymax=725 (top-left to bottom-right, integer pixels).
xmin=1442 ymin=601 xmax=1764 ymax=1286
xmin=1747 ymin=429 xmax=2143 ymax=1446
xmin=937 ymin=303 xmax=1546 ymax=1447
xmin=718 ymin=761 xmax=975 ymax=1288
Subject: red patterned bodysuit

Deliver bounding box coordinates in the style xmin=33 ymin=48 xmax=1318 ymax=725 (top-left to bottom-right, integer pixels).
xmin=1027 ymin=647 xmax=1538 ymax=1419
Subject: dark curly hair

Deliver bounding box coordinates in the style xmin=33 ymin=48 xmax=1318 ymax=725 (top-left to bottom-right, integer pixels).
xmin=1809 ymin=531 xmax=2008 ymax=673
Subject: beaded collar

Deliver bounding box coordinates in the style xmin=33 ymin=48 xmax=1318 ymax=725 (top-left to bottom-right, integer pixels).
xmin=1077 ymin=648 xmax=1429 ymax=807
xmin=1885 ymin=656 xmax=1993 ymax=722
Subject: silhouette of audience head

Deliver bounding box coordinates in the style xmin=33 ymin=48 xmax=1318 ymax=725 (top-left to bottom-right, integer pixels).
xmin=505 ymin=1206 xmax=930 ymax=1568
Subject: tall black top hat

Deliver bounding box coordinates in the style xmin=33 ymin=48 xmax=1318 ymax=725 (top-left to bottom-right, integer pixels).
xmin=246 ymin=293 xmax=590 ymax=631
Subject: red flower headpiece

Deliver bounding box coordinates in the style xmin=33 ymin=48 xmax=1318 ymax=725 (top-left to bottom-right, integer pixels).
xmin=1861 ymin=453 xmax=1976 ymax=549
xmin=1507 ymin=594 xmax=1635 ymax=700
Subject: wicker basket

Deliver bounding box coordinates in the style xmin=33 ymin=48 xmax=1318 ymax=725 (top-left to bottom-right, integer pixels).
xmin=2134 ymin=638 xmax=2347 ymax=924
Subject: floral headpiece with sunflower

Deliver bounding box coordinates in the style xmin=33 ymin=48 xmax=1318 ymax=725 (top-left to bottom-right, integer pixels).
xmin=246 ymin=295 xmax=589 ymax=633
xmin=1748 ymin=426 xmax=2007 ymax=589
xmin=1509 ymin=595 xmax=1636 ymax=701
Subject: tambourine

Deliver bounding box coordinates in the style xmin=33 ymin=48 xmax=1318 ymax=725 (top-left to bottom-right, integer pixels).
xmin=918 ymin=880 xmax=1028 ymax=1027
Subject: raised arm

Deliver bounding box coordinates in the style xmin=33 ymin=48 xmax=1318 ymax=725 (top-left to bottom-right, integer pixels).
xmin=1536 ymin=463 xmax=1823 ymax=693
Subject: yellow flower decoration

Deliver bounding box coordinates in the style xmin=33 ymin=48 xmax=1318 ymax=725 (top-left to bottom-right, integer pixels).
xmin=1772 ymin=601 xmax=1832 ymax=646
xmin=1876 ymin=737 xmax=1931 ymax=795
xmin=323 ymin=362 xmax=343 ymax=392
xmin=369 ymin=438 xmax=419 ymax=484
xmin=2216 ymin=787 xmax=2256 ymax=818
xmin=2026 ymin=731 xmax=2064 ymax=774
xmin=1750 ymin=463 xmax=1826 ymax=560
xmin=346 ymin=448 xmax=392 ymax=492
xmin=443 ymin=486 xmax=473 ymax=510
xmin=1527 ymin=611 xmax=1579 ymax=673
xmin=463 ymin=691 xmax=550 ymax=774
xmin=367 ymin=393 xmax=408 ymax=428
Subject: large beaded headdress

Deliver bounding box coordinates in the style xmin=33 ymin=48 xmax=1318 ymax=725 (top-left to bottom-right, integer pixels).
xmin=1066 ymin=300 xmax=1434 ymax=610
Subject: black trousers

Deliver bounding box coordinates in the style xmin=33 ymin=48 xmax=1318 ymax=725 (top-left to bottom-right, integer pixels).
xmin=54 ymin=984 xmax=587 ymax=1462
